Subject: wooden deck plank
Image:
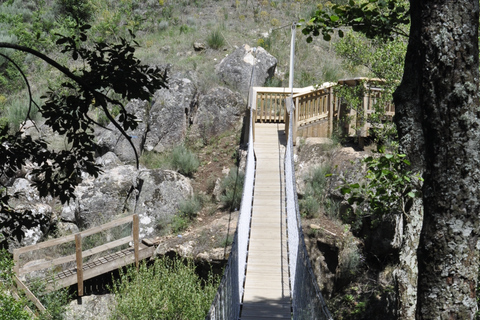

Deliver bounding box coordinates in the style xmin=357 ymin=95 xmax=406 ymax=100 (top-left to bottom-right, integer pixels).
xmin=241 ymin=123 xmax=290 ymax=319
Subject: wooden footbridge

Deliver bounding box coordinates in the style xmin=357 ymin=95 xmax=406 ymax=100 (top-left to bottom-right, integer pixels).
xmin=12 ymin=78 xmax=393 ymax=318
xmin=12 ymin=214 xmax=156 ymax=312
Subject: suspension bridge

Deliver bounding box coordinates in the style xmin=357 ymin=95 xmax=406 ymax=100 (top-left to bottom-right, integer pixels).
xmin=12 ymin=78 xmax=392 ymax=319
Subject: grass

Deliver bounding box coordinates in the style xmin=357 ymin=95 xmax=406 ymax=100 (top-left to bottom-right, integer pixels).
xmin=206 ymin=29 xmax=225 ymax=50
xmin=140 ymin=145 xmax=199 ymax=177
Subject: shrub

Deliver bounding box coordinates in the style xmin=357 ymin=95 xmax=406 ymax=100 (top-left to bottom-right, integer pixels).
xmin=220 ymin=168 xmax=244 ymax=211
xmin=206 ymin=29 xmax=225 ymax=50
xmin=299 ymin=195 xmax=320 ymax=218
xmin=54 ymin=0 xmax=93 ymax=22
xmin=170 ymin=145 xmax=200 ymax=177
xmin=109 ymin=257 xmax=218 ymax=320
xmin=178 ymin=194 xmax=204 ymax=220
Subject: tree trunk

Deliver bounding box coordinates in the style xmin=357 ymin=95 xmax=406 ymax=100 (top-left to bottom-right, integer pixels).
xmin=392 ymin=0 xmax=425 ymax=318
xmin=396 ymin=0 xmax=480 ymax=318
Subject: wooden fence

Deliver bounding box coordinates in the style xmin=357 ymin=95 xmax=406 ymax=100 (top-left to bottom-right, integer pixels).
xmin=13 ymin=214 xmax=146 ymax=305
xmin=250 ymin=78 xmax=395 ymax=144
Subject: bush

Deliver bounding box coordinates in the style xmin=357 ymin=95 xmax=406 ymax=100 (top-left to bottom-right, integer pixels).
xmin=170 ymin=145 xmax=200 ymax=177
xmin=54 ymin=0 xmax=93 ymax=22
xmin=299 ymin=195 xmax=320 ymax=219
xmin=178 ymin=194 xmax=204 ymax=220
xmin=206 ymin=29 xmax=225 ymax=50
xmin=220 ymin=168 xmax=244 ymax=211
xmin=109 ymin=257 xmax=218 ymax=320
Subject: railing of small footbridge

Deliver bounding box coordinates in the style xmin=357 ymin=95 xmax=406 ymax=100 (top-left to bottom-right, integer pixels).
xmin=205 ymin=106 xmax=256 ymax=320
xmin=285 ymin=104 xmax=333 ymax=319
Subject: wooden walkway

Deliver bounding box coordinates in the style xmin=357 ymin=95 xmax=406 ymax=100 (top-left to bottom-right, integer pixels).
xmin=241 ymin=123 xmax=291 ymax=319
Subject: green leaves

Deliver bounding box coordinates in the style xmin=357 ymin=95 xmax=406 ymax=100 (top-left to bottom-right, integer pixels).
xmin=340 ymin=151 xmax=423 ymax=219
xmin=302 ymin=0 xmax=410 ymax=42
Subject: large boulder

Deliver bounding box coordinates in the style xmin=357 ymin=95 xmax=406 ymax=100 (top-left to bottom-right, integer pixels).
xmin=144 ymin=77 xmax=197 ymax=153
xmin=191 ymin=87 xmax=245 ymax=141
xmin=71 ymin=165 xmax=139 ymax=229
xmin=215 ymin=44 xmax=277 ymax=96
xmin=134 ymin=169 xmax=193 ymax=238
xmin=2 ymin=178 xmax=53 ymax=249
xmin=95 ymin=99 xmax=149 ymax=164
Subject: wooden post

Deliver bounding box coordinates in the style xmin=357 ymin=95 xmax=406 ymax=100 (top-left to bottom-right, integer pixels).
xmin=133 ymin=214 xmax=140 ymax=270
xmin=75 ymin=234 xmax=84 ymax=296
xmin=328 ymin=87 xmax=334 ymax=137
xmin=13 ymin=249 xmax=19 ymax=275
xmin=293 ymin=97 xmax=299 ymax=145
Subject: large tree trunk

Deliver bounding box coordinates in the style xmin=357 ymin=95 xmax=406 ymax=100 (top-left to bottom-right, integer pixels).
xmin=396 ymin=0 xmax=480 ymax=318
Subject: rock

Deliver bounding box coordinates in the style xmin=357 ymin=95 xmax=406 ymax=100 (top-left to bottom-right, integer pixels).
xmin=65 ymin=294 xmax=114 ymax=320
xmin=134 ymin=169 xmax=193 ymax=238
xmin=2 ymin=179 xmax=53 ymax=249
xmin=56 ymin=221 xmax=80 ymax=236
xmin=215 ymin=44 xmax=277 ymax=97
xmin=95 ymin=152 xmax=124 ymax=169
xmin=95 ymin=99 xmax=149 ymax=164
xmin=144 ymin=77 xmax=197 ymax=153
xmin=193 ymin=42 xmax=206 ymax=51
xmin=72 ymin=165 xmax=139 ymax=229
xmin=191 ymin=87 xmax=245 ymax=141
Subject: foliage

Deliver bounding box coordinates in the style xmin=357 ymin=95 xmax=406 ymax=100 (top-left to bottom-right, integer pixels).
xmin=220 ymin=167 xmax=244 ymax=211
xmin=340 ymin=152 xmax=422 ymax=227
xmin=109 ymin=257 xmax=218 ymax=320
xmin=300 ymin=164 xmax=334 ymax=218
xmin=206 ymin=29 xmax=225 ymax=50
xmin=0 ymin=23 xmax=167 ymax=241
xmin=170 ymin=145 xmax=200 ymax=177
xmin=54 ymin=0 xmax=93 ymax=22
xmin=301 ymin=0 xmax=410 ymax=42
xmin=28 ymin=276 xmax=70 ymax=320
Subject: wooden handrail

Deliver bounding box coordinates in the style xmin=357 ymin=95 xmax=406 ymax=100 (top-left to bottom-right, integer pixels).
xmin=251 ymin=79 xmax=394 ymax=144
xmin=13 ymin=214 xmax=139 ymax=297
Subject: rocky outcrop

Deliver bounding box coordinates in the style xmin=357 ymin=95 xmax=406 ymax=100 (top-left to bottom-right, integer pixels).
xmin=144 ymin=77 xmax=197 ymax=153
xmin=96 ymin=99 xmax=150 ymax=164
xmin=215 ymin=44 xmax=277 ymax=97
xmin=191 ymin=87 xmax=245 ymax=142
xmin=134 ymin=169 xmax=193 ymax=238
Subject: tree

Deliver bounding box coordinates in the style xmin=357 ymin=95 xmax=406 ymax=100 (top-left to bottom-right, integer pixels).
xmin=0 ymin=23 xmax=167 ymax=246
xmin=304 ymin=0 xmax=480 ymax=318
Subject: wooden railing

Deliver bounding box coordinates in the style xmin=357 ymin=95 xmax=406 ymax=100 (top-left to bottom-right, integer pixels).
xmin=13 ymin=214 xmax=140 ymax=300
xmin=251 ymin=78 xmax=394 ymax=144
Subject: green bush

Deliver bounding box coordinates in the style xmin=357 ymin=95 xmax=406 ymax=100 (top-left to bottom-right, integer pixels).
xmin=220 ymin=168 xmax=244 ymax=211
xmin=54 ymin=0 xmax=93 ymax=22
xmin=170 ymin=145 xmax=200 ymax=177
xmin=299 ymin=195 xmax=320 ymax=219
xmin=178 ymin=194 xmax=203 ymax=220
xmin=109 ymin=257 xmax=218 ymax=320
xmin=206 ymin=29 xmax=225 ymax=50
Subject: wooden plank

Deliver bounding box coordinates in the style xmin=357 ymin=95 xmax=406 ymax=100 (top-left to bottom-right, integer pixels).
xmin=79 ymin=215 xmax=133 ymax=238
xmin=14 ymin=275 xmax=46 ymax=312
xmin=75 ymin=234 xmax=83 ymax=297
xmin=18 ymin=236 xmax=133 ymax=275
xmin=14 ymin=215 xmax=133 ymax=258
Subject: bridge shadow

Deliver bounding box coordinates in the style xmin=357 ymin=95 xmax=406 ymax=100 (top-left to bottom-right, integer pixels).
xmin=276 ymin=126 xmax=287 ymax=146
xmin=240 ymin=296 xmax=291 ymax=319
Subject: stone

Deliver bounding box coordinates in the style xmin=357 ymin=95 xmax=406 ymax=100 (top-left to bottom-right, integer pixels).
xmin=144 ymin=77 xmax=197 ymax=153
xmin=193 ymin=42 xmax=206 ymax=51
xmin=134 ymin=169 xmax=193 ymax=238
xmin=191 ymin=87 xmax=245 ymax=141
xmin=72 ymin=165 xmax=139 ymax=229
xmin=95 ymin=99 xmax=149 ymax=164
xmin=215 ymin=44 xmax=277 ymax=97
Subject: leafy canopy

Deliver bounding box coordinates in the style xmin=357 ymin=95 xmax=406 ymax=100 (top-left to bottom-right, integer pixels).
xmin=0 ymin=23 xmax=167 ymax=244
xmin=302 ymin=0 xmax=410 ymax=42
